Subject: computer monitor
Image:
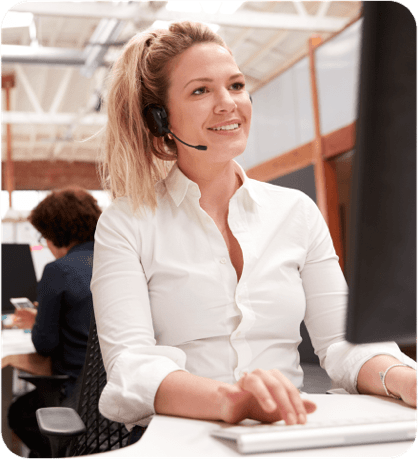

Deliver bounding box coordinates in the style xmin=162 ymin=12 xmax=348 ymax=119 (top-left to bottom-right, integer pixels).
xmin=345 ymin=2 xmax=416 ymax=346
xmin=1 ymin=243 xmax=38 ymax=314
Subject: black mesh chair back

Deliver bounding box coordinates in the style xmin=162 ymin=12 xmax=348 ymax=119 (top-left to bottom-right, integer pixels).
xmin=67 ymin=311 xmax=131 ymax=456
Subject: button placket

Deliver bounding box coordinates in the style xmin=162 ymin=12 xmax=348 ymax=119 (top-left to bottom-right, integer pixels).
xmin=231 ymin=282 xmax=256 ymax=380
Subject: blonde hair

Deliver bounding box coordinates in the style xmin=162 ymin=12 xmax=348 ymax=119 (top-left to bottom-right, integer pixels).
xmin=101 ymin=21 xmax=228 ymax=214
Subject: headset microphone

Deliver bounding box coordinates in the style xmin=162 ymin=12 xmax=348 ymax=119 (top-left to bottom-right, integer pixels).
xmin=169 ymin=131 xmax=207 ymax=151
xmin=144 ymin=104 xmax=208 ymax=151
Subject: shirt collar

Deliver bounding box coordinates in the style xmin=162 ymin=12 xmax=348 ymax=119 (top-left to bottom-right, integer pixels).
xmin=164 ymin=161 xmax=262 ymax=208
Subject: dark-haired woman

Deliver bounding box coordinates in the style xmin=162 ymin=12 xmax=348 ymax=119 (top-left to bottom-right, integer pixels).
xmin=9 ymin=187 xmax=101 ymax=457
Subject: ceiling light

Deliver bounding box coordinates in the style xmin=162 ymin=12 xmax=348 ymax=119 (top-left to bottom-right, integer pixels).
xmin=149 ymin=20 xmax=172 ymax=30
xmin=2 ymin=12 xmax=34 ymax=29
xmin=200 ymin=1 xmax=222 ymax=15
xmin=165 ymin=1 xmax=202 ymax=14
xmin=165 ymin=1 xmax=243 ymax=15
xmin=149 ymin=20 xmax=219 ymax=34
xmin=219 ymin=1 xmax=244 ymax=14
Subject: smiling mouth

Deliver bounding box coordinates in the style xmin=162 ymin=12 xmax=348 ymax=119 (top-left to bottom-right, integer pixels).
xmin=208 ymin=123 xmax=240 ymax=131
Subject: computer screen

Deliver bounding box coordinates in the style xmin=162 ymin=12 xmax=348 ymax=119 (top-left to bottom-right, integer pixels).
xmin=1 ymin=243 xmax=38 ymax=314
xmin=345 ymin=2 xmax=416 ymax=346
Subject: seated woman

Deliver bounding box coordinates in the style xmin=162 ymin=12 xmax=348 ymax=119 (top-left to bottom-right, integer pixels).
xmin=91 ymin=21 xmax=416 ymax=441
xmin=9 ymin=187 xmax=102 ymax=457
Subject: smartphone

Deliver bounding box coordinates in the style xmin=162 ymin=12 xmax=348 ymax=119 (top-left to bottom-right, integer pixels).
xmin=10 ymin=297 xmax=35 ymax=310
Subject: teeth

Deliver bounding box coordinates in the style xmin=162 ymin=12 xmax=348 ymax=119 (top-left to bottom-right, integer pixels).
xmin=210 ymin=123 xmax=239 ymax=131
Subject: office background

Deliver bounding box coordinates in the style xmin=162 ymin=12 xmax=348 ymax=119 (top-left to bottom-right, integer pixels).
xmin=1 ymin=1 xmax=362 ymax=275
xmin=1 ymin=2 xmax=416 ymax=456
xmin=5 ymin=1 xmax=414 ymax=357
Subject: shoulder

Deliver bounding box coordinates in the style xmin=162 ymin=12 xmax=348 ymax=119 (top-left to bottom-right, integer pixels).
xmin=98 ymin=197 xmax=144 ymax=232
xmin=60 ymin=243 xmax=94 ymax=271
xmin=100 ymin=197 xmax=157 ymax=221
xmin=95 ymin=197 xmax=157 ymax=253
xmin=39 ymin=259 xmax=66 ymax=289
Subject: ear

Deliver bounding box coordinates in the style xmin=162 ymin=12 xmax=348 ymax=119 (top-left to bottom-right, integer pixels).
xmin=143 ymin=104 xmax=170 ymax=137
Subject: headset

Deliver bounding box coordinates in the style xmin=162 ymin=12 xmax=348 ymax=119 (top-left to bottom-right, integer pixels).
xmin=143 ymin=104 xmax=207 ymax=151
xmin=143 ymin=93 xmax=252 ymax=151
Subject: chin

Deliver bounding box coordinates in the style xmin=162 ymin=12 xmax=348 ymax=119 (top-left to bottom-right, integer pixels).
xmin=210 ymin=141 xmax=247 ymax=162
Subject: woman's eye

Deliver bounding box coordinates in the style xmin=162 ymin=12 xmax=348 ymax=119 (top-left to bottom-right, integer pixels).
xmin=230 ymin=82 xmax=245 ymax=91
xmin=192 ymin=87 xmax=207 ymax=95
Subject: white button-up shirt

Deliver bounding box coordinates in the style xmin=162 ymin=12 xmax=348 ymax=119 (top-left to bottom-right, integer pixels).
xmin=91 ymin=162 xmax=415 ymax=428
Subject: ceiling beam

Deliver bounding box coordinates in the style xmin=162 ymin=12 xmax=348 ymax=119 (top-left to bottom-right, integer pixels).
xmin=137 ymin=9 xmax=349 ymax=33
xmin=12 ymin=2 xmax=349 ymax=32
xmin=80 ymin=18 xmax=126 ymax=78
xmin=14 ymin=64 xmax=44 ymax=113
xmin=2 ymin=111 xmax=107 ymax=126
xmin=49 ymin=68 xmax=74 ymax=114
xmin=2 ymin=45 xmax=86 ymax=66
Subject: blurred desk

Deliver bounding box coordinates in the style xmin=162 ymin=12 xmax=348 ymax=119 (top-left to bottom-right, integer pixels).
xmin=91 ymin=394 xmax=416 ymax=458
xmin=2 ymin=328 xmax=51 ymax=375
xmin=2 ymin=328 xmax=51 ymax=455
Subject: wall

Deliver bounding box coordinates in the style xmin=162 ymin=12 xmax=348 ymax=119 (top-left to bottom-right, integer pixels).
xmin=237 ymin=19 xmax=362 ymax=170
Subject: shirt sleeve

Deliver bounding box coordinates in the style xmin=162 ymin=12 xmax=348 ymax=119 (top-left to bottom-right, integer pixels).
xmin=32 ymin=263 xmax=64 ymax=356
xmin=300 ymin=196 xmax=416 ymax=394
xmin=90 ymin=200 xmax=187 ymax=428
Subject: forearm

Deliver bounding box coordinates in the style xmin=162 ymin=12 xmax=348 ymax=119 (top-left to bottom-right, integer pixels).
xmin=154 ymin=370 xmax=231 ymax=421
xmin=357 ymin=355 xmax=415 ymax=398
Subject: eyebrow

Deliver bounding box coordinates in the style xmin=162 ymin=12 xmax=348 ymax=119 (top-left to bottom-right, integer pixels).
xmin=183 ymin=73 xmax=244 ymax=90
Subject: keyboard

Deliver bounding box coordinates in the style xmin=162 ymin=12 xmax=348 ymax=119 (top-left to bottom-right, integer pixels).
xmin=211 ymin=411 xmax=417 ymax=454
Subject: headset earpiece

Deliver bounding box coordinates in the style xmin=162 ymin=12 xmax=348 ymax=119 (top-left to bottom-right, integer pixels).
xmin=143 ymin=104 xmax=169 ymax=137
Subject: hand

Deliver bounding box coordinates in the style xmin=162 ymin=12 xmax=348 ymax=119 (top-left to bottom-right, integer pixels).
xmin=13 ymin=307 xmax=38 ymax=330
xmin=218 ymin=369 xmax=316 ymax=425
xmin=386 ymin=366 xmax=417 ymax=407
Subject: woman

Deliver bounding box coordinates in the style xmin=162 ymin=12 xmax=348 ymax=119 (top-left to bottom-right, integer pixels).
xmin=91 ymin=21 xmax=416 ymax=435
xmin=9 ymin=187 xmax=102 ymax=457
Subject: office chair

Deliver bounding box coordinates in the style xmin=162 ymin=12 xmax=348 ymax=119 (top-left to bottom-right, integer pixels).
xmin=18 ymin=373 xmax=70 ymax=407
xmin=36 ymin=312 xmax=139 ymax=457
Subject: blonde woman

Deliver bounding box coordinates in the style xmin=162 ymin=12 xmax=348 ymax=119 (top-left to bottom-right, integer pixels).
xmin=91 ymin=21 xmax=416 ymax=440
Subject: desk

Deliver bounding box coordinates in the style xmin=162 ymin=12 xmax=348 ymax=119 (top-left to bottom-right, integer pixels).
xmin=88 ymin=394 xmax=416 ymax=457
xmin=2 ymin=328 xmax=52 ymax=375
xmin=2 ymin=327 xmax=36 ymax=358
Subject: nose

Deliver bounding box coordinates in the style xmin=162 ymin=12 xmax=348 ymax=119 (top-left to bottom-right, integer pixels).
xmin=214 ymin=88 xmax=237 ymax=114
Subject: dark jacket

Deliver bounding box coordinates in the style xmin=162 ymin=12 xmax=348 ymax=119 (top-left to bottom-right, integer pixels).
xmin=32 ymin=241 xmax=94 ymax=393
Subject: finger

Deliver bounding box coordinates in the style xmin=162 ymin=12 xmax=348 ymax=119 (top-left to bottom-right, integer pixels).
xmin=275 ymin=376 xmax=311 ymax=423
xmin=285 ymin=386 xmax=308 ymax=424
xmin=303 ymin=399 xmax=317 ymax=414
xmin=238 ymin=373 xmax=277 ymax=413
xmin=267 ymin=383 xmax=299 ymax=425
xmin=266 ymin=371 xmax=307 ymax=424
xmin=241 ymin=372 xmax=300 ymax=425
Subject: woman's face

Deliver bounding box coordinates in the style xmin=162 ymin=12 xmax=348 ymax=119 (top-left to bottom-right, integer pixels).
xmin=166 ymin=43 xmax=252 ymax=164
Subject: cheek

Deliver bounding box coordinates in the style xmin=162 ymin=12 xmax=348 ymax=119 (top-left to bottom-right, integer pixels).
xmin=242 ymin=101 xmax=252 ymax=133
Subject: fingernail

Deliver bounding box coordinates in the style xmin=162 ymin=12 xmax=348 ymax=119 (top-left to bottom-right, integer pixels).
xmin=298 ymin=413 xmax=307 ymax=424
xmin=287 ymin=413 xmax=297 ymax=425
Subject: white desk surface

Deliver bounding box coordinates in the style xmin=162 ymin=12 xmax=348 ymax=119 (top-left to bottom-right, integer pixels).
xmin=89 ymin=394 xmax=417 ymax=458
xmin=2 ymin=328 xmax=36 ymax=357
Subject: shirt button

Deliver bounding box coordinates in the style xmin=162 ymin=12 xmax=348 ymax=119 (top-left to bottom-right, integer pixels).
xmin=220 ymin=258 xmax=227 ymax=264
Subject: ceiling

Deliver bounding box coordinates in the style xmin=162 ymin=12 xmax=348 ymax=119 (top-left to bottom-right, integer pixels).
xmin=1 ymin=1 xmax=362 ymax=163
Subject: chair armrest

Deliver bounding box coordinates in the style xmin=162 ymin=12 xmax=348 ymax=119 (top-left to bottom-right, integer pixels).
xmin=36 ymin=407 xmax=86 ymax=437
xmin=19 ymin=374 xmax=69 ymax=383
xmin=19 ymin=374 xmax=70 ymax=406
